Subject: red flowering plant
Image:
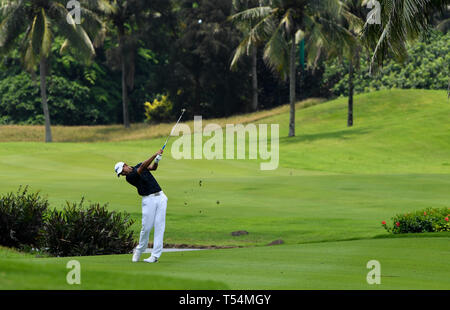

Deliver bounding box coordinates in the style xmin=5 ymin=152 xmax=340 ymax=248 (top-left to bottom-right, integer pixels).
xmin=382 ymin=207 xmax=450 ymax=234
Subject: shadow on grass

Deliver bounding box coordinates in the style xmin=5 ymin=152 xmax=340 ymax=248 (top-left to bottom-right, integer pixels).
xmin=280 ymin=128 xmax=371 ymax=144
xmin=372 ymin=231 xmax=450 ymax=240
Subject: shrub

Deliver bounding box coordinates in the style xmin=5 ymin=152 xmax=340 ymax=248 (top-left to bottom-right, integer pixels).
xmin=42 ymin=198 xmax=137 ymax=257
xmin=382 ymin=207 xmax=450 ymax=234
xmin=0 ymin=186 xmax=49 ymax=249
xmin=0 ymin=73 xmax=102 ymax=125
xmin=43 ymin=199 xmax=136 ymax=256
xmin=144 ymin=94 xmax=173 ymax=123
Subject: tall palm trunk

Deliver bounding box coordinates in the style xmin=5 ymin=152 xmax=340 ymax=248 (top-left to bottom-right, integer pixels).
xmin=39 ymin=57 xmax=52 ymax=143
xmin=119 ymin=29 xmax=130 ymax=128
xmin=288 ymin=38 xmax=296 ymax=137
xmin=251 ymin=46 xmax=258 ymax=111
xmin=447 ymin=78 xmax=449 ymax=100
xmin=348 ymin=55 xmax=354 ymax=127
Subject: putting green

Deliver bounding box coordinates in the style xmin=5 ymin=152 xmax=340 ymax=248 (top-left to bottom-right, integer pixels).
xmin=0 ymin=89 xmax=449 ymax=289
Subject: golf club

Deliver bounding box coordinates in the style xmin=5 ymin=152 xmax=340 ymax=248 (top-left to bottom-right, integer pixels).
xmin=162 ymin=108 xmax=186 ymax=150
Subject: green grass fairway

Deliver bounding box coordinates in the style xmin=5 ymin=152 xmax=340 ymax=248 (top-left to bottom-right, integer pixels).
xmin=1 ymin=236 xmax=449 ymax=289
xmin=0 ymin=89 xmax=449 ymax=289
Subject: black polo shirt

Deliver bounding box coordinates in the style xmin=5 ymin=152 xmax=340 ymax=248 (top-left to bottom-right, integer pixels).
xmin=126 ymin=163 xmax=162 ymax=196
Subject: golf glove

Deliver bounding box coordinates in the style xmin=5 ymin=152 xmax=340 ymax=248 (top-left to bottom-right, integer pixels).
xmin=155 ymin=154 xmax=162 ymax=164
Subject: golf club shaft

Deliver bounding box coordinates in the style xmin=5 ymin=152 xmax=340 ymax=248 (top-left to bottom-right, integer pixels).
xmin=162 ymin=109 xmax=186 ymax=150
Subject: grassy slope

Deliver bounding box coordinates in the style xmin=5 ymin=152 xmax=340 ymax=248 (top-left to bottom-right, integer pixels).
xmin=0 ymin=89 xmax=449 ymax=289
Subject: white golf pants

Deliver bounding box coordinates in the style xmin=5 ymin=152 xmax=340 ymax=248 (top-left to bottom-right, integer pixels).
xmin=135 ymin=191 xmax=168 ymax=258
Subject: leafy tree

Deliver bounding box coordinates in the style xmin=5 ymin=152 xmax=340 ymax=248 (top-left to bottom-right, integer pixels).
xmin=323 ymin=30 xmax=450 ymax=96
xmin=0 ymin=0 xmax=104 ymax=141
xmin=0 ymin=35 xmax=122 ymax=125
xmin=92 ymin=0 xmax=172 ymax=128
xmin=168 ymin=0 xmax=252 ymax=118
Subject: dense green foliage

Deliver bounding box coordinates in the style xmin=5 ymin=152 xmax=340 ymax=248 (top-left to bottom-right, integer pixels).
xmin=42 ymin=198 xmax=136 ymax=257
xmin=0 ymin=187 xmax=48 ymax=248
xmin=322 ymin=31 xmax=450 ymax=97
xmin=383 ymin=208 xmax=450 ymax=234
xmin=0 ymin=1 xmax=448 ymax=126
xmin=0 ymin=73 xmax=99 ymax=125
xmin=167 ymin=0 xmax=253 ymax=117
xmin=0 ymin=37 xmax=122 ymax=125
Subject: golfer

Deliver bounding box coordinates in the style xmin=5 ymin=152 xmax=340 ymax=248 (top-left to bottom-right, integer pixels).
xmin=114 ymin=149 xmax=167 ymax=263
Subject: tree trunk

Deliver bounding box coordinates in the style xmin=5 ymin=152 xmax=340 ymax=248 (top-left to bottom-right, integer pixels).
xmin=288 ymin=38 xmax=296 ymax=137
xmin=348 ymin=55 xmax=354 ymax=127
xmin=251 ymin=46 xmax=258 ymax=112
xmin=40 ymin=57 xmax=52 ymax=143
xmin=119 ymin=30 xmax=130 ymax=128
xmin=447 ymin=78 xmax=449 ymax=100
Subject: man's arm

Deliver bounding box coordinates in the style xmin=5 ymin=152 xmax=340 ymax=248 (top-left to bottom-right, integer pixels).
xmin=148 ymin=161 xmax=158 ymax=171
xmin=137 ymin=149 xmax=163 ymax=175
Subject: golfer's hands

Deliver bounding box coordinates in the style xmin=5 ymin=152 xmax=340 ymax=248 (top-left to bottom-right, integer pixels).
xmin=154 ymin=149 xmax=163 ymax=164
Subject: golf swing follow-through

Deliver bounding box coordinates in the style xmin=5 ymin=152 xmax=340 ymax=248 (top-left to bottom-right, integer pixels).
xmin=114 ymin=109 xmax=186 ymax=263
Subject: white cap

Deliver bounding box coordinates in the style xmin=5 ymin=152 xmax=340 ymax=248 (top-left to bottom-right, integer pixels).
xmin=114 ymin=162 xmax=125 ymax=177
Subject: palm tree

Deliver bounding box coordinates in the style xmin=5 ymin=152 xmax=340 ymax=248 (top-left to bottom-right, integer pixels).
xmin=339 ymin=1 xmax=367 ymax=127
xmin=311 ymin=0 xmax=366 ymax=127
xmin=230 ymin=0 xmax=345 ymax=137
xmin=92 ymin=0 xmax=169 ymax=128
xmin=433 ymin=4 xmax=450 ymax=33
xmin=230 ymin=0 xmax=265 ymax=112
xmin=0 ymin=0 xmax=105 ymax=142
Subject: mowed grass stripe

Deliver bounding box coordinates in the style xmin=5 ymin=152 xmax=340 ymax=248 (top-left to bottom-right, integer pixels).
xmin=1 ymin=236 xmax=449 ymax=289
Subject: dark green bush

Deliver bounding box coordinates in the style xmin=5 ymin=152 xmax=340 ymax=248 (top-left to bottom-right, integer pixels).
xmin=0 ymin=73 xmax=106 ymax=125
xmin=42 ymin=198 xmax=136 ymax=257
xmin=323 ymin=30 xmax=450 ymax=97
xmin=382 ymin=207 xmax=450 ymax=234
xmin=0 ymin=186 xmax=49 ymax=248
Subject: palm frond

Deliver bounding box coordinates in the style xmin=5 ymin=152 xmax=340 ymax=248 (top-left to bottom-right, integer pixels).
xmin=23 ymin=19 xmax=38 ymax=71
xmin=263 ymin=21 xmax=289 ymax=80
xmin=436 ymin=17 xmax=450 ymax=32
xmin=49 ymin=2 xmax=96 ymax=60
xmin=79 ymin=7 xmax=106 ymax=47
xmin=228 ymin=6 xmax=272 ymax=25
xmin=80 ymin=0 xmax=116 ymax=15
xmin=0 ymin=0 xmax=28 ymax=52
xmin=230 ymin=33 xmax=252 ymax=70
xmin=230 ymin=5 xmax=277 ymax=69
xmin=31 ymin=8 xmax=52 ymax=60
